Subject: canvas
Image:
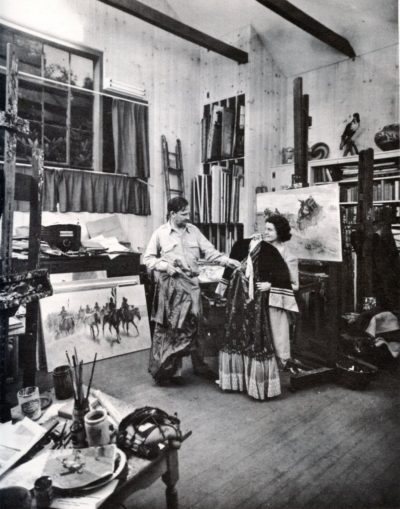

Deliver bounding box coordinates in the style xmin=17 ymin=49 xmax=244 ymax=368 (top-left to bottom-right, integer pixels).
xmin=256 ymin=184 xmax=342 ymax=262
xmin=39 ymin=276 xmax=151 ymax=372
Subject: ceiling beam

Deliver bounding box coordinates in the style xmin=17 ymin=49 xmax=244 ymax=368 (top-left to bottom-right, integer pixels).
xmin=256 ymin=0 xmax=356 ymax=59
xmin=98 ymin=0 xmax=248 ymax=64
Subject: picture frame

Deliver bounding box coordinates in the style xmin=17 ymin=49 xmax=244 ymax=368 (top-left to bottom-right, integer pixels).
xmin=39 ymin=275 xmax=151 ymax=372
xmin=256 ymin=184 xmax=343 ymax=262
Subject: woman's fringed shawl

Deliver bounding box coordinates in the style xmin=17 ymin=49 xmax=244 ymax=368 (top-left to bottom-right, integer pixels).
xmin=219 ymin=240 xmax=297 ymax=400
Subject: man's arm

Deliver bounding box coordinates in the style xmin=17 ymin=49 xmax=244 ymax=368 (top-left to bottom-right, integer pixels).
xmin=196 ymin=228 xmax=240 ymax=268
xmin=143 ymin=230 xmax=169 ymax=272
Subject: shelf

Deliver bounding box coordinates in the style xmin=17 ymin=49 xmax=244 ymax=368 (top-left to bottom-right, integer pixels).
xmin=309 ymin=149 xmax=400 ymax=168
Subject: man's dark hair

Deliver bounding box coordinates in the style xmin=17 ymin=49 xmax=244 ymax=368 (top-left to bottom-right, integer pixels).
xmin=166 ymin=196 xmax=189 ymax=220
xmin=265 ymin=214 xmax=292 ymax=242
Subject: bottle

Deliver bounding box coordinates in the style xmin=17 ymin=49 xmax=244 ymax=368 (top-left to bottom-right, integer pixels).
xmin=34 ymin=476 xmax=53 ymax=508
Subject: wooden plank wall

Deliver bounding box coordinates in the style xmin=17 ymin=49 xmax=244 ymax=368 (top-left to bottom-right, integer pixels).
xmin=283 ymin=44 xmax=399 ymax=159
xmin=2 ymin=0 xmax=202 ymax=236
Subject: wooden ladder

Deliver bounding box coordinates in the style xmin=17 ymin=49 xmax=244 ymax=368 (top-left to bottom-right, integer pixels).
xmin=161 ymin=135 xmax=185 ymax=201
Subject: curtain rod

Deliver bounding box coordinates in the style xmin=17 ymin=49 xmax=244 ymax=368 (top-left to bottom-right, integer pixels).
xmin=0 ymin=65 xmax=148 ymax=106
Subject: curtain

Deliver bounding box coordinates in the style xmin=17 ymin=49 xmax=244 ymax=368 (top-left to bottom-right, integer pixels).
xmin=112 ymin=100 xmax=150 ymax=178
xmin=43 ymin=168 xmax=151 ymax=215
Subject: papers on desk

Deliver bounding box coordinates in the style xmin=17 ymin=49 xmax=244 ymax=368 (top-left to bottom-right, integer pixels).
xmin=87 ymin=235 xmax=130 ymax=259
xmin=0 ymin=418 xmax=46 ymax=478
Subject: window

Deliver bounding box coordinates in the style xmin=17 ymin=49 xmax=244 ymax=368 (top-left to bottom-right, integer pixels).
xmin=0 ymin=23 xmax=96 ymax=169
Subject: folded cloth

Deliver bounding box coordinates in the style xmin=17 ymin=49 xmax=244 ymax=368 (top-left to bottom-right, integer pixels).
xmin=374 ymin=337 xmax=400 ymax=358
xmin=365 ymin=311 xmax=400 ymax=338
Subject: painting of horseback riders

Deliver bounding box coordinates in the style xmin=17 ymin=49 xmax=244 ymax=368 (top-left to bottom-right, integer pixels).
xmin=256 ymin=184 xmax=342 ymax=262
xmin=40 ymin=277 xmax=151 ymax=372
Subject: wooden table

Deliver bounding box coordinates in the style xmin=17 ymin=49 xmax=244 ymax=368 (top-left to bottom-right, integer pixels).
xmin=12 ymin=252 xmax=141 ymax=278
xmin=30 ymin=390 xmax=190 ymax=509
xmin=100 ymin=437 xmax=189 ymax=509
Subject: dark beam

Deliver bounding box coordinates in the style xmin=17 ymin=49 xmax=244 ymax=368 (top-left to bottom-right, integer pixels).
xmin=256 ymin=0 xmax=356 ymax=58
xmin=98 ymin=0 xmax=248 ymax=64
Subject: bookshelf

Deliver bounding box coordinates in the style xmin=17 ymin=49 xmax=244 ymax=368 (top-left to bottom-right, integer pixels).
xmin=192 ymin=93 xmax=245 ymax=253
xmin=309 ymin=149 xmax=400 ymax=225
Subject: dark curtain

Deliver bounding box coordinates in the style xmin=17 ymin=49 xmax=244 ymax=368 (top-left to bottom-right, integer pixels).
xmin=43 ymin=168 xmax=150 ymax=215
xmin=112 ymin=100 xmax=150 ymax=178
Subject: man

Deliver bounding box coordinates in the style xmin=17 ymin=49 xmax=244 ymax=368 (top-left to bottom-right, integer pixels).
xmin=143 ymin=196 xmax=240 ymax=385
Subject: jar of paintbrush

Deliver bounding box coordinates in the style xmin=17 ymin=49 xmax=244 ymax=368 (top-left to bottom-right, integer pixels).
xmin=67 ymin=350 xmax=97 ymax=448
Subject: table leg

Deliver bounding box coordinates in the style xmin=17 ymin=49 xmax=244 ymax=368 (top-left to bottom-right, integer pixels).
xmin=162 ymin=448 xmax=179 ymax=509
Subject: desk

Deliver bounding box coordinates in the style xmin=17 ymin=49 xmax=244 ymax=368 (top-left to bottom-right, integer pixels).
xmin=12 ymin=252 xmax=141 ymax=278
xmin=9 ymin=390 xmax=189 ymax=509
xmin=101 ymin=440 xmax=183 ymax=509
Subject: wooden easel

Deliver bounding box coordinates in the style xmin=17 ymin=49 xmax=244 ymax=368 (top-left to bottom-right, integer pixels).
xmin=0 ymin=44 xmax=46 ymax=421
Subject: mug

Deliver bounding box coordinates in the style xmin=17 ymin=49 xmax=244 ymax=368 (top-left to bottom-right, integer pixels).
xmin=84 ymin=408 xmax=110 ymax=446
xmin=17 ymin=386 xmax=41 ymax=420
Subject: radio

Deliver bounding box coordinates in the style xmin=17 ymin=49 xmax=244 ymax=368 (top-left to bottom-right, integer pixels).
xmin=41 ymin=224 xmax=81 ymax=252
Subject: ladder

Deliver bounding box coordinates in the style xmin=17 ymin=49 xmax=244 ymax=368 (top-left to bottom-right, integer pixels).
xmin=161 ymin=135 xmax=185 ymax=201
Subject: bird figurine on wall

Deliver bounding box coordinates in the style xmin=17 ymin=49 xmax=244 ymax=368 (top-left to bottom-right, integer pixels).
xmin=340 ymin=113 xmax=360 ymax=156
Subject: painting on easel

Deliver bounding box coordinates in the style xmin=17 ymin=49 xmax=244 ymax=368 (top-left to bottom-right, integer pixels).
xmin=39 ymin=276 xmax=151 ymax=372
xmin=256 ymin=184 xmax=342 ymax=262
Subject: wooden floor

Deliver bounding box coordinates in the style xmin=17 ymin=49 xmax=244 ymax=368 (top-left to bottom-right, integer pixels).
xmin=88 ymin=349 xmax=400 ymax=509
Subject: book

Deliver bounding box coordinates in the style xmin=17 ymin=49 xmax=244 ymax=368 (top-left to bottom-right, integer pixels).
xmin=221 ymin=108 xmax=235 ymax=158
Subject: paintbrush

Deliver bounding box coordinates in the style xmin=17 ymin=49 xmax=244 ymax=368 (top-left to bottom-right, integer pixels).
xmin=85 ymin=353 xmax=97 ymax=405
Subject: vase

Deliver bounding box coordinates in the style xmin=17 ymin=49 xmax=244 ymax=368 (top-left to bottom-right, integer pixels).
xmin=374 ymin=124 xmax=400 ymax=151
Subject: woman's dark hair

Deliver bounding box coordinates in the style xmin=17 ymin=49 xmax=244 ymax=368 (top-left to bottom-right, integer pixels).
xmin=166 ymin=196 xmax=189 ymax=220
xmin=265 ymin=214 xmax=292 ymax=242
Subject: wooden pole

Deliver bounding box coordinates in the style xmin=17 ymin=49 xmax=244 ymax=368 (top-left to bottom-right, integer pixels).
xmin=356 ymin=148 xmax=374 ymax=310
xmin=293 ymin=77 xmax=309 ymax=186
xmin=0 ymin=45 xmax=18 ymax=422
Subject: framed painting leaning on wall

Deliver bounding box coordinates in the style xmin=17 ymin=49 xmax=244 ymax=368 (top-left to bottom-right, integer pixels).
xmin=39 ymin=276 xmax=151 ymax=372
xmin=256 ymin=184 xmax=342 ymax=262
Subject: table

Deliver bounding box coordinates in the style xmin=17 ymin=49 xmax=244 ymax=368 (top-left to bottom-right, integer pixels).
xmin=12 ymin=252 xmax=141 ymax=278
xmin=100 ymin=438 xmax=188 ymax=509
xmin=9 ymin=389 xmax=190 ymax=509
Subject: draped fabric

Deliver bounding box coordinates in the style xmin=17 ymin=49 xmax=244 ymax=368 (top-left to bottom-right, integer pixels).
xmin=149 ymin=272 xmax=202 ymax=383
xmin=219 ymin=240 xmax=297 ymax=400
xmin=112 ymin=100 xmax=150 ymax=178
xmin=42 ymin=168 xmax=151 ymax=215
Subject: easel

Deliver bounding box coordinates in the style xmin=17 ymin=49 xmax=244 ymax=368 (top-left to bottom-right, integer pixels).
xmin=0 ymin=43 xmax=47 ymax=422
xmin=291 ymin=77 xmax=341 ymax=373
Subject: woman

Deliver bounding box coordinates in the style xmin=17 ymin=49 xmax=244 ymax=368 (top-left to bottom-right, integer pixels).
xmin=218 ymin=214 xmax=299 ymax=400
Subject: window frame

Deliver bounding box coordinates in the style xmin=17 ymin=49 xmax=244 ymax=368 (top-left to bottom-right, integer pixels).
xmin=0 ymin=19 xmax=103 ymax=171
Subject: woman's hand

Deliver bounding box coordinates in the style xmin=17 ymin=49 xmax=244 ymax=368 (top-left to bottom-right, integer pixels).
xmin=256 ymin=281 xmax=271 ymax=292
xmin=225 ymin=258 xmax=241 ymax=269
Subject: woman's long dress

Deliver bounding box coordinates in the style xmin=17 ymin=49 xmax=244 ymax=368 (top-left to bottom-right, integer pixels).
xmin=219 ymin=239 xmax=298 ymax=400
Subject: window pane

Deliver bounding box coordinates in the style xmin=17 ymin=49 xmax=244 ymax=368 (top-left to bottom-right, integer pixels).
xmin=19 ymin=80 xmax=42 ymax=122
xmin=44 ymin=125 xmax=66 ymax=163
xmin=44 ymin=44 xmax=69 ymax=83
xmin=44 ymin=86 xmax=67 ymax=127
xmin=70 ymin=54 xmax=94 ymax=89
xmin=0 ymin=26 xmax=13 ymax=67
xmin=71 ymin=91 xmax=93 ymax=130
xmin=17 ymin=121 xmax=42 ymax=161
xmin=71 ymin=129 xmax=93 ymax=168
xmin=14 ymin=34 xmax=42 ymax=76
